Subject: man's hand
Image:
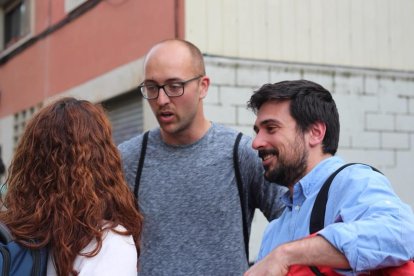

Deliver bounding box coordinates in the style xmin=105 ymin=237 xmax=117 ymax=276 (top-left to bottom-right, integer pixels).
xmin=244 ymin=247 xmax=289 ymax=276
xmin=244 ymin=235 xmax=350 ymax=276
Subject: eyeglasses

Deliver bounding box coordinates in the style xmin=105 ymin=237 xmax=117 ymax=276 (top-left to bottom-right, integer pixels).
xmin=138 ymin=76 xmax=203 ymax=99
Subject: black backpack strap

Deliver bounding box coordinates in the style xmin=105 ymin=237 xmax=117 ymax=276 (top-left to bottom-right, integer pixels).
xmin=309 ymin=163 xmax=356 ymax=233
xmin=134 ymin=131 xmax=149 ymax=199
xmin=308 ymin=163 xmax=381 ymax=275
xmin=0 ymin=221 xmax=13 ymax=244
xmin=31 ymin=247 xmax=48 ymax=276
xmin=233 ymin=132 xmax=249 ymax=262
xmin=309 ymin=266 xmax=325 ymax=276
xmin=310 ymin=163 xmax=381 ymax=233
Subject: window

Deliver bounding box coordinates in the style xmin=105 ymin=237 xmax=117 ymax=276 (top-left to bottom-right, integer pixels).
xmin=64 ymin=0 xmax=87 ymax=13
xmin=102 ymin=91 xmax=143 ymax=145
xmin=13 ymin=103 xmax=42 ymax=150
xmin=0 ymin=0 xmax=31 ymax=50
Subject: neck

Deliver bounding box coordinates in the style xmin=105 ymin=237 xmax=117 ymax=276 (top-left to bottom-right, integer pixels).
xmin=288 ymin=152 xmax=333 ymax=196
xmin=161 ymin=119 xmax=211 ymax=146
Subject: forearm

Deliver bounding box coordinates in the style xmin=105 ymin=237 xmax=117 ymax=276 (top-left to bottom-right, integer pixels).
xmin=245 ymin=235 xmax=350 ymax=276
xmin=276 ymin=235 xmax=350 ymax=268
xmin=319 ymin=215 xmax=414 ymax=270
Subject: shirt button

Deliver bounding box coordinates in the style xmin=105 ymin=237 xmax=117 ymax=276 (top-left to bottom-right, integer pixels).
xmin=295 ymin=205 xmax=300 ymax=210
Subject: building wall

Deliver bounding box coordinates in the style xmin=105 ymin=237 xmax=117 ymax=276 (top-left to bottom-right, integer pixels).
xmin=203 ymin=55 xmax=414 ymax=260
xmin=186 ymin=0 xmax=414 ymax=71
xmin=0 ymin=0 xmax=184 ymax=164
xmin=0 ymin=0 xmax=182 ymax=118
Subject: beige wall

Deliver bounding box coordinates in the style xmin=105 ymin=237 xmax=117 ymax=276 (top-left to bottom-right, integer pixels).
xmin=186 ymin=0 xmax=414 ymax=71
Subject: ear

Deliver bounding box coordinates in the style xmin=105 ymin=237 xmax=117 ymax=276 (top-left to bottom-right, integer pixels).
xmin=308 ymin=121 xmax=326 ymax=147
xmin=199 ymin=76 xmax=210 ymax=99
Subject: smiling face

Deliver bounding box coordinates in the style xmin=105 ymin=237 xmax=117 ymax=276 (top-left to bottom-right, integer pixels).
xmin=253 ymin=100 xmax=309 ymax=188
xmin=143 ymin=40 xmax=209 ymax=144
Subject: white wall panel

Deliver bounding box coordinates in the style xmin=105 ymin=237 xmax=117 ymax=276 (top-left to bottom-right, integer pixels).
xmin=222 ymin=1 xmax=238 ymax=56
xmin=186 ymin=0 xmax=207 ymax=50
xmin=349 ymin=0 xmax=364 ymax=65
xmin=206 ymin=0 xmax=222 ymax=53
xmin=186 ymin=0 xmax=414 ymax=71
xmin=266 ymin=0 xmax=282 ymax=60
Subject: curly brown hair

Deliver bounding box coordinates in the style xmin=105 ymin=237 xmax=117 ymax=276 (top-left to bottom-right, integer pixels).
xmin=0 ymin=97 xmax=143 ymax=275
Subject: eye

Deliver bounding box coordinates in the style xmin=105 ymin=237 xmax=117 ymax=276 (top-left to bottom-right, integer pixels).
xmin=145 ymin=85 xmax=158 ymax=93
xmin=166 ymin=83 xmax=184 ymax=93
xmin=265 ymin=125 xmax=278 ymax=134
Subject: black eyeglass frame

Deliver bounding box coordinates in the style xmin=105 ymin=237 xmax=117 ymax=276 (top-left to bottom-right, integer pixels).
xmin=138 ymin=75 xmax=203 ymax=99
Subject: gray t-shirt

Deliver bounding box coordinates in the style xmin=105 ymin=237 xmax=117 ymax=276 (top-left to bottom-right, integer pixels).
xmin=119 ymin=123 xmax=286 ymax=276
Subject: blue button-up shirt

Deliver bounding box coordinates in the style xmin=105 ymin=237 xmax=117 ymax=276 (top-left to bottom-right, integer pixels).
xmin=257 ymin=156 xmax=414 ymax=274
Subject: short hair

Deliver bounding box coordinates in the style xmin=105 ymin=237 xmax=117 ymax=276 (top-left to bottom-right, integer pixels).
xmin=248 ymin=80 xmax=340 ymax=155
xmin=145 ymin=39 xmax=206 ymax=75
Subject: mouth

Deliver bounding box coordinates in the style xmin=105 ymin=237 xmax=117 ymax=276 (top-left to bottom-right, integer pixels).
xmin=160 ymin=111 xmax=174 ymax=118
xmin=258 ymin=149 xmax=277 ymax=168
xmin=258 ymin=149 xmax=277 ymax=160
xmin=157 ymin=110 xmax=175 ymax=123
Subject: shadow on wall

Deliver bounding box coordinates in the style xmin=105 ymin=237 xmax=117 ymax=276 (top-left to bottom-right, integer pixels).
xmin=0 ymin=145 xmax=6 ymax=200
xmin=0 ymin=146 xmax=5 ymax=177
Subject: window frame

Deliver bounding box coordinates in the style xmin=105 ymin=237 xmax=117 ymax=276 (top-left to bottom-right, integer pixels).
xmin=0 ymin=0 xmax=33 ymax=55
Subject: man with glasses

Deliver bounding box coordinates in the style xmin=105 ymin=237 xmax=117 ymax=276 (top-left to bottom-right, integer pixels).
xmin=119 ymin=39 xmax=287 ymax=275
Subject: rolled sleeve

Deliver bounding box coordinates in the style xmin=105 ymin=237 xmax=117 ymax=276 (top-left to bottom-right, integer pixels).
xmin=319 ymin=199 xmax=414 ymax=271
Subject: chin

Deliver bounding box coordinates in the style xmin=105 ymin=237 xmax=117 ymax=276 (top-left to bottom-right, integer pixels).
xmin=264 ymin=170 xmax=272 ymax=180
xmin=159 ymin=122 xmax=176 ymax=132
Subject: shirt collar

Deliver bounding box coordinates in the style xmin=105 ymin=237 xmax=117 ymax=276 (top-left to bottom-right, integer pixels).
xmin=281 ymin=156 xmax=345 ymax=208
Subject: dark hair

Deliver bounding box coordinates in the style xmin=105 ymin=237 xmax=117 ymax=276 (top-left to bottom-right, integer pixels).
xmin=247 ymin=80 xmax=340 ymax=155
xmin=0 ymin=97 xmax=143 ymax=275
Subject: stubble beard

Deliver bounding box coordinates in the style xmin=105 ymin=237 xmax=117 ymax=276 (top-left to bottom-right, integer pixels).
xmin=265 ymin=136 xmax=308 ymax=188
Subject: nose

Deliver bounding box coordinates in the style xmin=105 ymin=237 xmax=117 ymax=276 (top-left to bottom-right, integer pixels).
xmin=156 ymin=87 xmax=171 ymax=105
xmin=252 ymin=131 xmax=266 ymax=150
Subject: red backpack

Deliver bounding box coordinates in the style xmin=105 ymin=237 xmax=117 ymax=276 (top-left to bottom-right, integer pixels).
xmin=288 ymin=261 xmax=414 ymax=276
xmin=288 ymin=163 xmax=414 ymax=275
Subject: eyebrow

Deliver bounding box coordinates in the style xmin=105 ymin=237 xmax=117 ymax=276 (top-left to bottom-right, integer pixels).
xmin=253 ymin=118 xmax=281 ymax=132
xmin=260 ymin=118 xmax=280 ymax=126
xmin=143 ymin=77 xmax=184 ymax=84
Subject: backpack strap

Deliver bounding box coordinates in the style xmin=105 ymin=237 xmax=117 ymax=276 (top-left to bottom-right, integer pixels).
xmin=309 ymin=163 xmax=355 ymax=233
xmin=31 ymin=247 xmax=48 ymax=276
xmin=308 ymin=163 xmax=381 ymax=275
xmin=0 ymin=221 xmax=13 ymax=244
xmin=233 ymin=132 xmax=250 ymax=262
xmin=133 ymin=131 xmax=250 ymax=262
xmin=134 ymin=131 xmax=149 ymax=199
xmin=0 ymin=221 xmax=48 ymax=276
xmin=309 ymin=163 xmax=381 ymax=233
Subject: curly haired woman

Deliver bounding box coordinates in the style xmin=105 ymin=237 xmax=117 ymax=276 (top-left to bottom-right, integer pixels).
xmin=0 ymin=97 xmax=143 ymax=275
